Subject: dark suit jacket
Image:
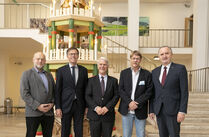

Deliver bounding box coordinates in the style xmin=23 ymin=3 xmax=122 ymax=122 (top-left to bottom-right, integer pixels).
xmin=55 ymin=64 xmax=88 ymax=114
xmin=118 ymin=68 xmax=153 ymax=120
xmin=85 ymin=75 xmax=119 ymax=122
xmin=20 ymin=68 xmax=55 ymax=117
xmin=149 ymin=63 xmax=188 ymax=116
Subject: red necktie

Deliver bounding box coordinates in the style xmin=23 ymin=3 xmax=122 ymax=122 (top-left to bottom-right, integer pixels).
xmin=101 ymin=76 xmax=105 ymax=96
xmin=161 ymin=66 xmax=167 ymax=86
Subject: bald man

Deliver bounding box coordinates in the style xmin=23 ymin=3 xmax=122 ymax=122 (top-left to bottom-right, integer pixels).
xmin=20 ymin=52 xmax=55 ymax=137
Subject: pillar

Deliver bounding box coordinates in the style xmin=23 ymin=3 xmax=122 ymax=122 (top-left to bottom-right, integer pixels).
xmin=89 ymin=22 xmax=94 ymax=49
xmin=77 ymin=33 xmax=80 ymax=48
xmin=48 ymin=27 xmax=52 ymax=49
xmin=0 ymin=0 xmax=4 ymax=28
xmin=97 ymin=27 xmax=102 ymax=52
xmin=128 ymin=0 xmax=140 ymax=50
xmin=51 ymin=21 xmax=56 ymax=49
xmin=69 ymin=19 xmax=74 ymax=48
xmin=192 ymin=0 xmax=209 ymax=69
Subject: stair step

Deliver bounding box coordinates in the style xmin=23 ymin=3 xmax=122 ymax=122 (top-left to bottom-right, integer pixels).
xmin=147 ymin=133 xmax=209 ymax=137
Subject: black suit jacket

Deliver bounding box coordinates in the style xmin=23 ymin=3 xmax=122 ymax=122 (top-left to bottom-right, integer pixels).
xmin=118 ymin=68 xmax=153 ymax=120
xmin=55 ymin=64 xmax=88 ymax=114
xmin=85 ymin=75 xmax=119 ymax=122
xmin=149 ymin=63 xmax=189 ymax=116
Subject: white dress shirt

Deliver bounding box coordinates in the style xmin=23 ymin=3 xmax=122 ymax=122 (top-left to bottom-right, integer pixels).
xmin=129 ymin=67 xmax=141 ymax=114
xmin=159 ymin=63 xmax=171 ymax=83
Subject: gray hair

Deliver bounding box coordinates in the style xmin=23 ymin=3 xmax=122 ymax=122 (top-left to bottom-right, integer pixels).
xmin=158 ymin=46 xmax=173 ymax=54
xmin=97 ymin=57 xmax=109 ymax=65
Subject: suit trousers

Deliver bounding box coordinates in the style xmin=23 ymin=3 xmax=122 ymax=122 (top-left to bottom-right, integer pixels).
xmin=157 ymin=104 xmax=180 ymax=137
xmin=89 ymin=119 xmax=114 ymax=137
xmin=61 ymin=99 xmax=84 ymax=137
xmin=25 ymin=115 xmax=54 ymax=137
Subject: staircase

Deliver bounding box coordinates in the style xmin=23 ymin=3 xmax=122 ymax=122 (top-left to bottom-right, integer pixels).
xmin=146 ymin=92 xmax=209 ymax=137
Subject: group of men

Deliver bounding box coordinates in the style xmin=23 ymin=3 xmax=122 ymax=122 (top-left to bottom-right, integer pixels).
xmin=20 ymin=46 xmax=188 ymax=137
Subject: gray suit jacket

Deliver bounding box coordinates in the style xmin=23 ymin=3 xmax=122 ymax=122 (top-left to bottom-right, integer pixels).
xmin=20 ymin=68 xmax=55 ymax=117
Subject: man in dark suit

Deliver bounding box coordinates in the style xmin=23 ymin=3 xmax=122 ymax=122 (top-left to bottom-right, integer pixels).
xmin=55 ymin=47 xmax=88 ymax=137
xmin=85 ymin=57 xmax=119 ymax=137
xmin=20 ymin=52 xmax=55 ymax=137
xmin=149 ymin=46 xmax=189 ymax=137
xmin=118 ymin=50 xmax=153 ymax=137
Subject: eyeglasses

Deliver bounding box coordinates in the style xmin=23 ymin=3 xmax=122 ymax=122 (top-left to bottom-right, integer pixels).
xmin=69 ymin=53 xmax=79 ymax=56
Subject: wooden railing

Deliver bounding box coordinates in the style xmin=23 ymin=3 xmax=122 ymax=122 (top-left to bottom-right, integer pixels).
xmin=188 ymin=67 xmax=209 ymax=92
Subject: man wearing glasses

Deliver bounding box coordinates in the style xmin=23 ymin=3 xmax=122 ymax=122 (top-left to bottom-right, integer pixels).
xmin=55 ymin=47 xmax=88 ymax=137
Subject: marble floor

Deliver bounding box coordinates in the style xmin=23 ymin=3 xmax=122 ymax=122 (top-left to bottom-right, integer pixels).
xmin=0 ymin=111 xmax=141 ymax=137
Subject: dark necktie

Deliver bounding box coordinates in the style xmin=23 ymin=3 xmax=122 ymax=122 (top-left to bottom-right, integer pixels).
xmin=101 ymin=76 xmax=105 ymax=96
xmin=161 ymin=66 xmax=167 ymax=86
xmin=71 ymin=66 xmax=75 ymax=85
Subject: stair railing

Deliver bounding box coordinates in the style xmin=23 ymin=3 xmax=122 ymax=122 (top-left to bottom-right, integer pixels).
xmin=102 ymin=36 xmax=157 ymax=73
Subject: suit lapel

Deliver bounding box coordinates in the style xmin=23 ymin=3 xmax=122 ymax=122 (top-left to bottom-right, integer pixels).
xmin=155 ymin=66 xmax=162 ymax=87
xmin=32 ymin=68 xmax=46 ymax=90
xmin=96 ymin=75 xmax=103 ymax=97
xmin=127 ymin=68 xmax=133 ymax=95
xmin=76 ymin=65 xmax=82 ymax=87
xmin=104 ymin=76 xmax=112 ymax=96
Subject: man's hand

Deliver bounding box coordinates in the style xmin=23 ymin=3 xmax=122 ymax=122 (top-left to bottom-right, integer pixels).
xmin=177 ymin=112 xmax=185 ymax=123
xmin=95 ymin=106 xmax=103 ymax=115
xmin=149 ymin=113 xmax=155 ymax=121
xmin=38 ymin=104 xmax=51 ymax=113
xmin=101 ymin=107 xmax=109 ymax=115
xmin=128 ymin=101 xmax=138 ymax=111
xmin=56 ymin=109 xmax=62 ymax=118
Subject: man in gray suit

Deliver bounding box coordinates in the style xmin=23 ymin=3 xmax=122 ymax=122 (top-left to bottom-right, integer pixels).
xmin=20 ymin=52 xmax=55 ymax=137
xmin=149 ymin=46 xmax=188 ymax=137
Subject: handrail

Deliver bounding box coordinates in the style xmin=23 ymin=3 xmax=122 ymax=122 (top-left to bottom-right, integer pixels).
xmin=0 ymin=3 xmax=50 ymax=8
xmin=102 ymin=28 xmax=192 ymax=48
xmin=188 ymin=67 xmax=209 ymax=92
xmin=102 ymin=36 xmax=157 ymax=72
xmin=104 ymin=36 xmax=157 ymax=67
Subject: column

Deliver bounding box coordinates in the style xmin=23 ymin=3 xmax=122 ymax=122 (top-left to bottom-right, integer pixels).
xmin=68 ymin=19 xmax=74 ymax=48
xmin=48 ymin=27 xmax=52 ymax=49
xmin=0 ymin=0 xmax=4 ymax=28
xmin=89 ymin=22 xmax=94 ymax=49
xmin=128 ymin=0 xmax=140 ymax=50
xmin=0 ymin=53 xmax=8 ymax=112
xmin=51 ymin=21 xmax=57 ymax=49
xmin=97 ymin=27 xmax=102 ymax=52
xmin=77 ymin=33 xmax=80 ymax=48
xmin=192 ymin=0 xmax=209 ymax=69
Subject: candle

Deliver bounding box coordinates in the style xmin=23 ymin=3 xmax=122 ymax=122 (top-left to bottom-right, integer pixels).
xmin=90 ymin=0 xmax=93 ymax=17
xmin=94 ymin=36 xmax=98 ymax=60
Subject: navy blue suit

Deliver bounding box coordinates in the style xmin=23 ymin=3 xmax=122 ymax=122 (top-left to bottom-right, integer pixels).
xmin=55 ymin=64 xmax=88 ymax=137
xmin=150 ymin=63 xmax=189 ymax=137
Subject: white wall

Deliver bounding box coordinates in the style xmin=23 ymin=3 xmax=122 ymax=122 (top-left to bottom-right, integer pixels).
xmin=101 ymin=2 xmax=193 ymax=29
xmin=0 ymin=51 xmax=8 ymax=111
xmin=6 ymin=57 xmax=33 ymax=106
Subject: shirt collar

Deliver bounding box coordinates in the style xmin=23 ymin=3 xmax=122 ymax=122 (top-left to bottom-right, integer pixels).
xmin=34 ymin=67 xmax=45 ymax=73
xmin=161 ymin=62 xmax=172 ymax=69
xmin=69 ymin=63 xmax=78 ymax=68
xmin=131 ymin=67 xmax=141 ymax=73
xmin=99 ymin=74 xmax=107 ymax=79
